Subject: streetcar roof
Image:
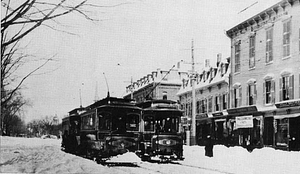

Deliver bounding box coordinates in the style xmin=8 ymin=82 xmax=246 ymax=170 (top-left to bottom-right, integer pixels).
xmin=137 ymin=99 xmax=177 ymax=108
xmin=87 ymin=96 xmax=136 ymax=109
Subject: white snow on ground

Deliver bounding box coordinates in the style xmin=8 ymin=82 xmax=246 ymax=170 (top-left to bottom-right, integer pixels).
xmin=1 ymin=136 xmax=300 ymax=174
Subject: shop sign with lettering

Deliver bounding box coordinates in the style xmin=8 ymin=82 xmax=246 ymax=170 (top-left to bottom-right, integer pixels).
xmin=275 ymin=99 xmax=300 ymax=108
xmin=235 ymin=115 xmax=253 ymax=129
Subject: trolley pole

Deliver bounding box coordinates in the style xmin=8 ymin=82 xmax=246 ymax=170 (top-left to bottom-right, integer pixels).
xmin=191 ymin=40 xmax=196 ymax=146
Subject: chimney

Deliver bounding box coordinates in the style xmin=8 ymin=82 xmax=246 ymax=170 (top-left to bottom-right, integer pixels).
xmin=217 ymin=53 xmax=222 ymax=67
xmin=205 ymin=59 xmax=210 ymax=67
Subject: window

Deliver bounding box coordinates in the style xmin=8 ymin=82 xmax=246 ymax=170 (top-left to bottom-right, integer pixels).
xmin=283 ymin=20 xmax=291 ymax=58
xmin=82 ymin=113 xmax=95 ymax=130
xmin=196 ymin=100 xmax=200 ymax=114
xmin=126 ymin=114 xmax=140 ymax=131
xmin=233 ymin=86 xmax=242 ymax=108
xmin=215 ymin=95 xmax=220 ymax=112
xmin=247 ymin=83 xmax=256 ymax=105
xmin=266 ymin=28 xmax=273 ymax=63
xmin=234 ymin=41 xmax=241 ymax=72
xmin=263 ymin=80 xmax=275 ymax=104
xmin=185 ymin=103 xmax=188 ymax=116
xmin=276 ymin=119 xmax=289 ymax=146
xmin=208 ymin=96 xmax=213 ymax=112
xmin=249 ymin=36 xmax=255 ymax=68
xmin=163 ymin=91 xmax=167 ymax=100
xmin=222 ymin=93 xmax=228 ymax=110
xmin=280 ymin=75 xmax=294 ymax=101
xmin=200 ymin=99 xmax=207 ymax=113
xmin=187 ymin=102 xmax=191 ymax=116
xmin=155 ymin=116 xmax=179 ymax=133
xmin=144 ymin=115 xmax=154 ymax=131
xmin=99 ymin=112 xmax=111 ymax=130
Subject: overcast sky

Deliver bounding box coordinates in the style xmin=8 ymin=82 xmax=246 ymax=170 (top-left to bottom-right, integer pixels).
xmin=18 ymin=0 xmax=280 ymax=122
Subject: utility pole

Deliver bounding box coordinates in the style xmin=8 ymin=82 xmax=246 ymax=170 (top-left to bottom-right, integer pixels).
xmin=191 ymin=39 xmax=196 ymax=145
xmin=130 ymin=77 xmax=133 ymax=99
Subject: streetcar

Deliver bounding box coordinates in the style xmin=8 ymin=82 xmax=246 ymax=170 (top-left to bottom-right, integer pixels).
xmin=137 ymin=99 xmax=184 ymax=161
xmin=61 ymin=107 xmax=85 ymax=153
xmin=62 ymin=96 xmax=142 ymax=162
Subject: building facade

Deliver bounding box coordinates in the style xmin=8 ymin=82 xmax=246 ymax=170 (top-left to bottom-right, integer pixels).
xmin=177 ymin=55 xmax=230 ymax=145
xmin=123 ymin=65 xmax=188 ymax=103
xmin=226 ymin=0 xmax=300 ymax=150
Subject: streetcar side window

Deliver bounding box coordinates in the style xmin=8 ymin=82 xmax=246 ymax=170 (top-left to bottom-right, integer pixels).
xmin=82 ymin=114 xmax=95 ymax=130
xmin=126 ymin=114 xmax=140 ymax=131
xmin=144 ymin=115 xmax=154 ymax=131
xmin=99 ymin=112 xmax=112 ymax=130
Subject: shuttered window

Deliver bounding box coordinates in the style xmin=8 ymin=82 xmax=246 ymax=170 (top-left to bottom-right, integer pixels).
xmin=233 ymin=87 xmax=242 ymax=108
xmin=215 ymin=95 xmax=220 ymax=112
xmin=222 ymin=93 xmax=228 ymax=110
xmin=208 ymin=96 xmax=213 ymax=112
xmin=263 ymin=80 xmax=275 ymax=104
xmin=279 ymin=75 xmax=294 ymax=101
xmin=234 ymin=41 xmax=241 ymax=72
xmin=249 ymin=36 xmax=255 ymax=68
xmin=246 ymin=83 xmax=257 ymax=105
xmin=283 ymin=20 xmax=291 ymax=58
xmin=266 ymin=28 xmax=273 ymax=63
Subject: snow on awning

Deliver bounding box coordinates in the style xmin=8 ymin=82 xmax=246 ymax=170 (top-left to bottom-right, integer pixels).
xmin=274 ymin=113 xmax=300 ymax=119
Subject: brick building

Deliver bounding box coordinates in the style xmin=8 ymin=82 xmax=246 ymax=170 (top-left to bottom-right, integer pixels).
xmin=226 ymin=0 xmax=300 ymax=150
xmin=123 ymin=64 xmax=189 ymax=103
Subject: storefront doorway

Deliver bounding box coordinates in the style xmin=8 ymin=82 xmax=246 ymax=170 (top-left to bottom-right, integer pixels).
xmin=289 ymin=116 xmax=300 ymax=151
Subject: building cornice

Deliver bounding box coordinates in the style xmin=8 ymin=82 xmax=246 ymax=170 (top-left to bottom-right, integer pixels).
xmin=226 ymin=0 xmax=297 ymax=38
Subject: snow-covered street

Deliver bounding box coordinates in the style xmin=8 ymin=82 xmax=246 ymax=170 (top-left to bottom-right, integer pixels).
xmin=1 ymin=136 xmax=299 ymax=174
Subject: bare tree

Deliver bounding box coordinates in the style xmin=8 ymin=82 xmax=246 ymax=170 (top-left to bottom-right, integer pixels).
xmin=1 ymin=0 xmax=128 ymax=135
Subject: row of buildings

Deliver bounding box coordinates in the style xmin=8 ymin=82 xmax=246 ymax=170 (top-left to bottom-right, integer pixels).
xmin=123 ymin=0 xmax=300 ymax=151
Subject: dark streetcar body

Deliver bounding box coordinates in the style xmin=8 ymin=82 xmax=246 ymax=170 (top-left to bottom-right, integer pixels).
xmin=137 ymin=100 xmax=184 ymax=161
xmin=62 ymin=97 xmax=142 ymax=162
xmin=61 ymin=107 xmax=85 ymax=153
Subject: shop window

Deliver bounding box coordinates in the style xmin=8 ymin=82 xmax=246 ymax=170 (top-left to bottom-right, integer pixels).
xmin=252 ymin=117 xmax=262 ymax=146
xmin=276 ymin=118 xmax=289 ymax=146
xmin=247 ymin=83 xmax=256 ymax=105
xmin=283 ymin=20 xmax=291 ymax=58
xmin=234 ymin=41 xmax=241 ymax=72
xmin=249 ymin=35 xmax=255 ymax=68
xmin=266 ymin=28 xmax=273 ymax=63
xmin=280 ymin=75 xmax=294 ymax=101
xmin=263 ymin=80 xmax=275 ymax=104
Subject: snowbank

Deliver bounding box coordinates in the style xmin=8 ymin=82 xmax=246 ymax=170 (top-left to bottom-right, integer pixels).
xmin=1 ymin=136 xmax=299 ymax=174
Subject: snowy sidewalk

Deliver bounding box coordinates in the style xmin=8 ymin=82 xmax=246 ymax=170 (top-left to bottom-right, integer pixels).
xmin=1 ymin=136 xmax=299 ymax=174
